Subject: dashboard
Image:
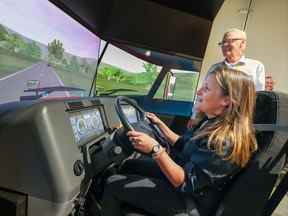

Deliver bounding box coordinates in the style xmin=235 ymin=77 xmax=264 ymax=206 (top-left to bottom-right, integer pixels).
xmin=0 ymin=96 xmax=141 ymax=216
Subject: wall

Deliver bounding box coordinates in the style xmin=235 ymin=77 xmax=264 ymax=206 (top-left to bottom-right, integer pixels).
xmin=199 ymin=0 xmax=288 ymax=93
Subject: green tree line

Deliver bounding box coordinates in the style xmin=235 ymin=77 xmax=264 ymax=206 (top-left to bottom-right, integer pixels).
xmin=0 ymin=24 xmax=41 ymax=59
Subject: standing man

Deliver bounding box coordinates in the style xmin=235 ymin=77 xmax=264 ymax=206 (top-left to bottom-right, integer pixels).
xmin=187 ymin=28 xmax=265 ymax=128
xmin=210 ymin=28 xmax=265 ymax=90
xmin=265 ymin=75 xmax=274 ymax=91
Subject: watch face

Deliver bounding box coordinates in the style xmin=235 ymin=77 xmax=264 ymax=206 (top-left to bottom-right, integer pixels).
xmin=152 ymin=144 xmax=161 ymax=153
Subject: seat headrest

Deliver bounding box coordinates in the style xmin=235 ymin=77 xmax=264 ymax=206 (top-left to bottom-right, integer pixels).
xmin=254 ymin=91 xmax=278 ymax=124
xmin=254 ymin=91 xmax=288 ymax=174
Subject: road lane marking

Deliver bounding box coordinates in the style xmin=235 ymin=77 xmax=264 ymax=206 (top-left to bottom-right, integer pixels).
xmin=0 ymin=62 xmax=42 ymax=81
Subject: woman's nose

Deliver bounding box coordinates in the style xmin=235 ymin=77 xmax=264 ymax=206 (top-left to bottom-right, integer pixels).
xmin=196 ymin=88 xmax=203 ymax=96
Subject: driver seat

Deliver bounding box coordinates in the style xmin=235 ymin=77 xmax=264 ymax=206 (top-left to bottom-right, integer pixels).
xmin=123 ymin=91 xmax=288 ymax=216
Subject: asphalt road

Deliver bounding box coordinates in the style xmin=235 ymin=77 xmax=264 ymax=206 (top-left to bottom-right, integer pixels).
xmin=0 ymin=61 xmax=65 ymax=104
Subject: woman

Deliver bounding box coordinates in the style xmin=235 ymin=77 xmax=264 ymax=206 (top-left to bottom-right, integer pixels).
xmin=101 ymin=67 xmax=257 ymax=216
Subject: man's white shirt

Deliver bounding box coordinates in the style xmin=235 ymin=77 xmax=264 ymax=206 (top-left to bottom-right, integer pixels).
xmin=208 ymin=56 xmax=265 ymax=91
xmin=190 ymin=57 xmax=265 ymax=118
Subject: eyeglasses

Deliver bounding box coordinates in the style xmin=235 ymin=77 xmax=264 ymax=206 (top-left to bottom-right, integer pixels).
xmin=218 ymin=38 xmax=245 ymax=46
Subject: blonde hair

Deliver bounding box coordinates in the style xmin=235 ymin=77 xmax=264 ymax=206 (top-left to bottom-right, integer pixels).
xmin=195 ymin=67 xmax=257 ymax=167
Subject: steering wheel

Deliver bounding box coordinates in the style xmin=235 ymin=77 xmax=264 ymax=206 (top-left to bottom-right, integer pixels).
xmin=114 ymin=96 xmax=170 ymax=153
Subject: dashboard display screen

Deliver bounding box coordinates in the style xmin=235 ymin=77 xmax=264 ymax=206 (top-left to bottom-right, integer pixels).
xmin=69 ymin=108 xmax=104 ymax=144
xmin=121 ymin=105 xmax=138 ymax=123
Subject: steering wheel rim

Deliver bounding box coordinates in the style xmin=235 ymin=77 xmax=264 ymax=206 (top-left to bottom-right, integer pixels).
xmin=114 ymin=96 xmax=170 ymax=153
xmin=115 ymin=96 xmax=146 ymax=131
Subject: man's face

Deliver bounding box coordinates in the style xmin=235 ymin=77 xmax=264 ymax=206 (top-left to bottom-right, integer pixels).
xmin=265 ymin=76 xmax=274 ymax=91
xmin=220 ymin=31 xmax=246 ymax=62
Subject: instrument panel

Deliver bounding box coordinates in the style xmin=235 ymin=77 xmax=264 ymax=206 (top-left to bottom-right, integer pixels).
xmin=69 ymin=107 xmax=105 ymax=145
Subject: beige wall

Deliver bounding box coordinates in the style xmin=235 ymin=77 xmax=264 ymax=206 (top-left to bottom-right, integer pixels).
xmin=199 ymin=0 xmax=288 ymax=93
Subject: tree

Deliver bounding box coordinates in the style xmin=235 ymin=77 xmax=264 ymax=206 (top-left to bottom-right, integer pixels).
xmin=48 ymin=39 xmax=64 ymax=63
xmin=17 ymin=41 xmax=41 ymax=59
xmin=143 ymin=62 xmax=157 ymax=74
xmin=113 ymin=70 xmax=125 ymax=83
xmin=0 ymin=24 xmax=8 ymax=41
xmin=101 ymin=67 xmax=116 ymax=80
xmin=69 ymin=56 xmax=80 ymax=72
xmin=80 ymin=58 xmax=90 ymax=73
xmin=26 ymin=41 xmax=41 ymax=59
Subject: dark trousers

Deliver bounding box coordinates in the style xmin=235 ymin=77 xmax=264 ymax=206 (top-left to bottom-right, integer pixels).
xmin=101 ymin=158 xmax=200 ymax=216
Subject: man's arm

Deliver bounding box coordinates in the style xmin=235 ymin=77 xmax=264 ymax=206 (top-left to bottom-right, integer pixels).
xmin=256 ymin=62 xmax=265 ymax=91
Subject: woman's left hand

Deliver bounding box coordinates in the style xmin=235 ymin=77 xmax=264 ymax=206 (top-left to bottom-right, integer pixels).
xmin=127 ymin=131 xmax=158 ymax=154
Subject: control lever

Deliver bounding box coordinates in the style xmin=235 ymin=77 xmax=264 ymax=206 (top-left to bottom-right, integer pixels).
xmin=77 ymin=179 xmax=92 ymax=216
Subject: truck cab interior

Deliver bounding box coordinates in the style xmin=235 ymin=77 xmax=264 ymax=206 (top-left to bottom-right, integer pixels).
xmin=0 ymin=0 xmax=287 ymax=216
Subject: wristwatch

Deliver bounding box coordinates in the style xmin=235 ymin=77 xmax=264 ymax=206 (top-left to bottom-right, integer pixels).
xmin=151 ymin=144 xmax=162 ymax=158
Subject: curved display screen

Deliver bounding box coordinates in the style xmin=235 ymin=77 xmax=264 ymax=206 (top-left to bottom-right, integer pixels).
xmin=69 ymin=108 xmax=104 ymax=145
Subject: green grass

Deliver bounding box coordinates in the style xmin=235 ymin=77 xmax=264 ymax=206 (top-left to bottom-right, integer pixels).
xmin=96 ymin=74 xmax=152 ymax=96
xmin=95 ymin=63 xmax=156 ymax=96
xmin=0 ymin=48 xmax=38 ymax=78
xmin=53 ymin=65 xmax=94 ymax=93
xmin=53 ymin=66 xmax=152 ymax=97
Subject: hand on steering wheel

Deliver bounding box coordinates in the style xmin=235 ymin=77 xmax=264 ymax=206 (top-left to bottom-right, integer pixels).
xmin=146 ymin=112 xmax=163 ymax=126
xmin=127 ymin=130 xmax=158 ymax=154
xmin=114 ymin=96 xmax=170 ymax=153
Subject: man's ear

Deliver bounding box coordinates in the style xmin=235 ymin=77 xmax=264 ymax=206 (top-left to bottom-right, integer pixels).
xmin=240 ymin=40 xmax=247 ymax=51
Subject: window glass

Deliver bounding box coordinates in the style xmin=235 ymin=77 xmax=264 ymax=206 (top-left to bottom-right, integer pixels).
xmin=96 ymin=42 xmax=161 ymax=96
xmin=0 ymin=0 xmax=100 ymax=104
xmin=154 ymin=69 xmax=199 ymax=101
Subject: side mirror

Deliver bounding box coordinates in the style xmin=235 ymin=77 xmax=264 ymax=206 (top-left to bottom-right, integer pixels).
xmin=167 ymin=75 xmax=176 ymax=97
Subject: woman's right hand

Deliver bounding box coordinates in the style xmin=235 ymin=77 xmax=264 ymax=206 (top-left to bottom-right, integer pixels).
xmin=146 ymin=112 xmax=162 ymax=125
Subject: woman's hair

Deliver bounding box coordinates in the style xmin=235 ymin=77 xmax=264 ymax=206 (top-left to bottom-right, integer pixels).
xmin=195 ymin=66 xmax=257 ymax=167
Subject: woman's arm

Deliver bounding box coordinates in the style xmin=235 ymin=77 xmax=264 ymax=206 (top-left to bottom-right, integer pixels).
xmin=127 ymin=130 xmax=185 ymax=187
xmin=153 ymin=149 xmax=185 ymax=187
xmin=146 ymin=113 xmax=180 ymax=145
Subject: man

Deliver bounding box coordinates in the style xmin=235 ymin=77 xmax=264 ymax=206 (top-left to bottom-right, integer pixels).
xmin=265 ymin=75 xmax=274 ymax=91
xmin=187 ymin=28 xmax=265 ymax=128
xmin=209 ymin=28 xmax=265 ymax=90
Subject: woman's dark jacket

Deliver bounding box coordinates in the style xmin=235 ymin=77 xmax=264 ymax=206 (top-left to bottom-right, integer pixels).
xmin=173 ymin=118 xmax=241 ymax=215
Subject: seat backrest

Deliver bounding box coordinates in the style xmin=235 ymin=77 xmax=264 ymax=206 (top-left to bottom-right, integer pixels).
xmin=215 ymin=91 xmax=288 ymax=216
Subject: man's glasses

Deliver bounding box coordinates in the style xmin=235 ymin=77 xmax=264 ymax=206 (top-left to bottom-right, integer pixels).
xmin=218 ymin=38 xmax=245 ymax=46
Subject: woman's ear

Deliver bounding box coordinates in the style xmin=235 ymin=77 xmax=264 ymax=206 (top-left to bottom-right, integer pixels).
xmin=221 ymin=96 xmax=231 ymax=107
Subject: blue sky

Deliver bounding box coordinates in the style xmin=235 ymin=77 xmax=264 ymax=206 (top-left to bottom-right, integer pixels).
xmin=0 ymin=0 xmax=100 ymax=59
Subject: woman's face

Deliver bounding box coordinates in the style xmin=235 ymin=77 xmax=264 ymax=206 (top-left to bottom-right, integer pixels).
xmin=195 ymin=74 xmax=230 ymax=118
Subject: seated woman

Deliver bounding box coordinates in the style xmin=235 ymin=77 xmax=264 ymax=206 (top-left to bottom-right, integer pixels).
xmin=101 ymin=67 xmax=258 ymax=216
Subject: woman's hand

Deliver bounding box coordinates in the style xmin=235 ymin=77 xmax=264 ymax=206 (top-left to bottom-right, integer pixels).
xmin=146 ymin=112 xmax=162 ymax=125
xmin=127 ymin=130 xmax=158 ymax=154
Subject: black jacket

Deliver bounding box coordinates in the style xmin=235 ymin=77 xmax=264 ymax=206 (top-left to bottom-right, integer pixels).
xmin=173 ymin=118 xmax=241 ymax=215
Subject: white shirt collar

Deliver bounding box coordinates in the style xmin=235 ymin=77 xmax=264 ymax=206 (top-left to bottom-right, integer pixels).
xmin=224 ymin=56 xmax=246 ymax=67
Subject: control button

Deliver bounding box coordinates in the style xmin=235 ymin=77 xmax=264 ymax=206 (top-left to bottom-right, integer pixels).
xmin=73 ymin=160 xmax=84 ymax=176
xmin=113 ymin=146 xmax=122 ymax=155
